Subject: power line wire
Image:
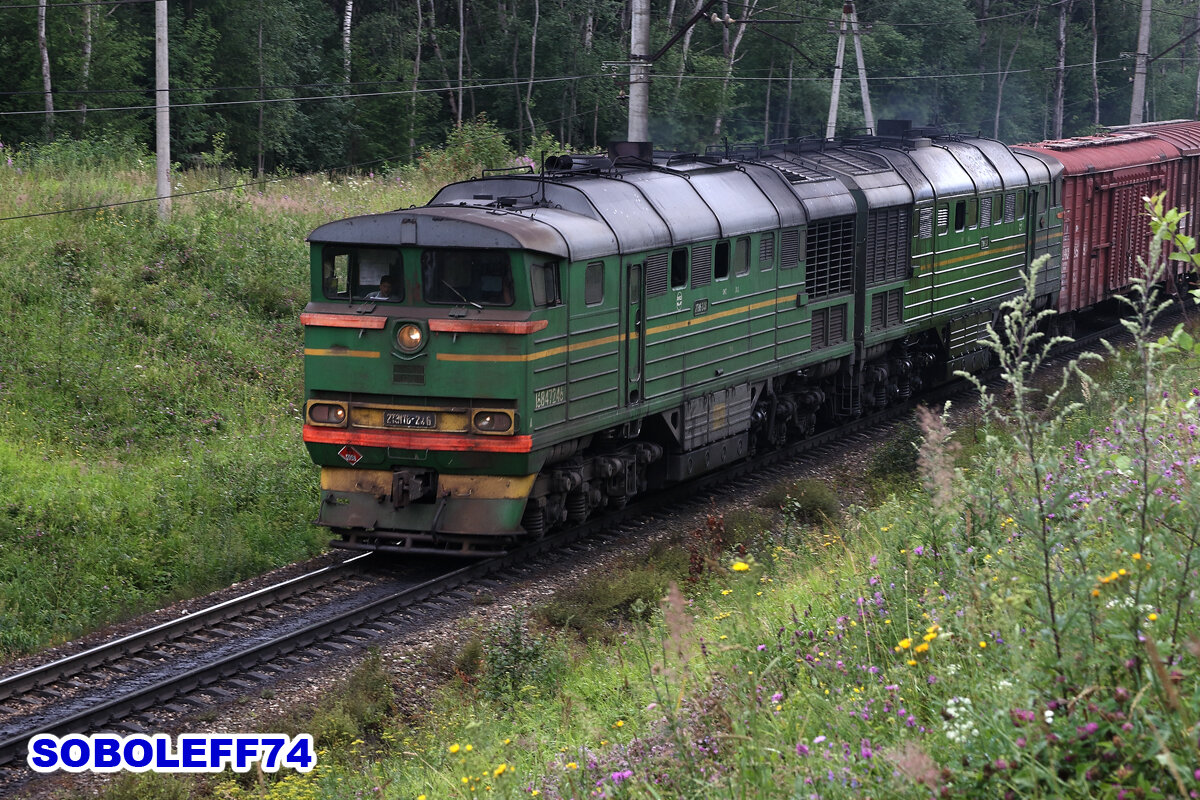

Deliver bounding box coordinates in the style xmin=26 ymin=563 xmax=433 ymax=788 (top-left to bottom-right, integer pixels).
xmin=0 ymin=74 xmax=609 ymax=117
xmin=0 ymin=110 xmax=592 ymax=223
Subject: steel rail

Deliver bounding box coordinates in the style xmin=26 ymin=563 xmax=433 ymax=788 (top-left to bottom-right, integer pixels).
xmin=0 ymin=554 xmax=371 ymax=704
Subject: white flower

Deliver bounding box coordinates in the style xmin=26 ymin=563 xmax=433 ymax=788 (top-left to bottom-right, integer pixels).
xmin=1044 ymin=709 xmax=1055 ymax=724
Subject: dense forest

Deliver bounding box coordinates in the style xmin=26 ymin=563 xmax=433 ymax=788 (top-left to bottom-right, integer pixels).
xmin=3 ymin=0 xmax=1200 ymax=173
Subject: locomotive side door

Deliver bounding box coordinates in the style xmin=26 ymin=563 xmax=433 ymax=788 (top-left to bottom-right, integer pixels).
xmin=624 ymin=261 xmax=646 ymax=406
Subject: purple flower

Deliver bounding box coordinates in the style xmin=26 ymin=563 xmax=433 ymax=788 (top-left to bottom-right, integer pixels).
xmin=796 ymin=743 xmax=810 ymax=756
xmin=757 ymin=644 xmax=767 ymax=651
xmin=859 ymin=739 xmax=873 ymax=759
xmin=772 ymin=693 xmax=783 ymax=703
xmin=812 ymin=735 xmax=826 ymax=744
xmin=1076 ymin=721 xmax=1099 ymax=739
xmin=913 ymin=545 xmax=925 ymax=556
xmin=611 ymin=770 xmax=633 ymax=784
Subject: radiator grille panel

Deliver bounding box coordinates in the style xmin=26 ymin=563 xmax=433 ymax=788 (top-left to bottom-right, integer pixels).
xmin=691 ymin=245 xmax=712 ymax=288
xmin=645 ymin=253 xmax=668 ymax=296
xmin=866 ymin=208 xmax=911 ymax=285
xmin=811 ymin=304 xmax=847 ymax=351
xmin=393 ymin=364 xmax=425 ymax=385
xmin=805 ymin=217 xmax=855 ymax=299
xmin=870 ymin=288 xmax=904 ymax=331
xmin=780 ymin=229 xmax=800 ymax=269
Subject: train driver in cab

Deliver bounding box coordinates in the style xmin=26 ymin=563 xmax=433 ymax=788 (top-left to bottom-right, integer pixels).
xmin=366 ymin=275 xmax=400 ymax=302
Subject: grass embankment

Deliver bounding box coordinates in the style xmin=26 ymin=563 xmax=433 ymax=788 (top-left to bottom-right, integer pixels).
xmin=0 ymin=135 xmax=470 ymax=657
xmin=98 ymin=241 xmax=1200 ymax=799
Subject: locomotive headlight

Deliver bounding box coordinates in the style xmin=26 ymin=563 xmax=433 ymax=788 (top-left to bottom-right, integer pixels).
xmin=308 ymin=402 xmax=348 ymax=426
xmin=396 ymin=323 xmax=424 ymax=352
xmin=473 ymin=411 xmax=513 ymax=433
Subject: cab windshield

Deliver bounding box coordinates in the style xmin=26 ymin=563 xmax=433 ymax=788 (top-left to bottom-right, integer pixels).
xmin=421 ymin=249 xmax=514 ymax=306
xmin=321 ymin=246 xmax=404 ymax=303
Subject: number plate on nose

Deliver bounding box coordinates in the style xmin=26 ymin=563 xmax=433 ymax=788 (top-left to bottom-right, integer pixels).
xmin=384 ymin=410 xmax=437 ymax=428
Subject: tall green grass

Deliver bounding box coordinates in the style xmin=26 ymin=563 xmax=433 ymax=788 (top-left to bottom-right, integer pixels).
xmin=0 ymin=139 xmax=435 ymax=657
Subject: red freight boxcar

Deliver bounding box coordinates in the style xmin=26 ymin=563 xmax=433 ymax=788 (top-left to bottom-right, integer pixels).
xmin=1017 ymin=132 xmax=1181 ymax=314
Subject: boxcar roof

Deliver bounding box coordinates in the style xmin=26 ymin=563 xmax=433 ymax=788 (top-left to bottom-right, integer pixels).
xmin=1017 ymin=132 xmax=1180 ymax=175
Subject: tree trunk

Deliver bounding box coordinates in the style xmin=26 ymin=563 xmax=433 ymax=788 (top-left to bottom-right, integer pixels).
xmin=675 ymin=0 xmax=706 ymax=95
xmin=425 ymin=0 xmax=460 ymax=123
xmin=763 ymin=57 xmax=773 ymax=143
xmin=257 ymin=2 xmax=265 ymax=177
xmin=79 ymin=5 xmax=92 ymax=135
xmin=410 ymin=0 xmax=422 ymax=162
xmin=38 ymin=0 xmax=54 ymax=142
xmin=1052 ymin=0 xmax=1073 ymax=139
xmin=712 ymin=0 xmax=755 ymax=138
xmin=993 ymin=38 xmax=1021 ymax=139
xmin=342 ymin=0 xmax=353 ymax=87
xmin=525 ymin=0 xmax=539 ymax=139
xmin=1091 ymin=0 xmax=1100 ymax=125
xmin=456 ymin=0 xmax=464 ymax=125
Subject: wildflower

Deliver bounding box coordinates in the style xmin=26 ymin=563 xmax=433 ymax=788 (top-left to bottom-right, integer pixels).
xmin=796 ymin=742 xmax=810 ymax=756
xmin=566 ymin=762 xmax=578 ymax=770
xmin=721 ymin=589 xmax=732 ymax=595
xmin=897 ymin=638 xmax=913 ymax=650
xmin=731 ymin=561 xmax=750 ymax=572
xmin=906 ymin=659 xmax=918 ymax=666
xmin=614 ymin=720 xmax=624 ymax=728
xmin=979 ymin=641 xmax=987 ymax=648
xmin=914 ymin=642 xmax=930 ymax=654
xmin=1131 ymin=553 xmax=1142 ymax=561
xmin=449 ymin=743 xmax=461 ymax=754
xmin=493 ymin=764 xmax=508 ymax=777
xmin=1147 ymin=613 xmax=1158 ymax=621
xmin=465 ymin=745 xmax=473 ymax=752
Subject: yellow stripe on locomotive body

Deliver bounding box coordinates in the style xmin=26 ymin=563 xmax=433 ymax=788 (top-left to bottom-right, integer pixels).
xmin=300 ymin=121 xmax=1096 ymax=554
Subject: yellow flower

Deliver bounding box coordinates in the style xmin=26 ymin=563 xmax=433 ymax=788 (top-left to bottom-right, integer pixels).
xmin=465 ymin=745 xmax=473 ymax=752
xmin=449 ymin=744 xmax=461 ymax=754
xmin=897 ymin=638 xmax=913 ymax=650
xmin=1131 ymin=552 xmax=1142 ymax=561
xmin=419 ymin=796 xmax=427 ymax=800
xmin=979 ymin=641 xmax=987 ymax=648
xmin=462 ymin=777 xmax=470 ymax=784
xmin=906 ymin=659 xmax=917 ymax=666
xmin=914 ymin=642 xmax=930 ymax=654
xmin=566 ymin=762 xmax=578 ymax=770
xmin=731 ymin=561 xmax=750 ymax=572
xmin=1148 ymin=613 xmax=1158 ymax=622
xmin=614 ymin=720 xmax=624 ymax=728
xmin=721 ymin=589 xmax=732 ymax=595
xmin=923 ymin=632 xmax=937 ymax=642
xmin=493 ymin=764 xmax=508 ymax=777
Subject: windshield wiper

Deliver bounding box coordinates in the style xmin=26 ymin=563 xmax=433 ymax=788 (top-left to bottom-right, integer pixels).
xmin=442 ymin=280 xmax=483 ymax=310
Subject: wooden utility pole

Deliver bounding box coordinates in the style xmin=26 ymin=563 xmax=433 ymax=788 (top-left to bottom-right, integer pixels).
xmin=628 ymin=0 xmax=650 ymax=142
xmin=1130 ymin=0 xmax=1152 ymax=124
xmin=155 ymin=0 xmax=171 ymax=221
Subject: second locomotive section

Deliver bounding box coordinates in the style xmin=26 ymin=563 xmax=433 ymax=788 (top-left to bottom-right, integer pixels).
xmin=302 ymin=127 xmax=1062 ymax=555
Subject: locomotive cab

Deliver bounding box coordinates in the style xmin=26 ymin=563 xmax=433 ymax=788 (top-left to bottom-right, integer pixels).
xmin=302 ymin=211 xmax=566 ymax=555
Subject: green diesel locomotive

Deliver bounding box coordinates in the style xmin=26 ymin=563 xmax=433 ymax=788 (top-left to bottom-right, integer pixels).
xmin=302 ymin=121 xmax=1195 ymax=556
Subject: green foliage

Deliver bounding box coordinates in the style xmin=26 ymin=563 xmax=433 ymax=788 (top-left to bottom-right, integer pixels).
xmin=784 ymin=478 xmax=842 ymax=527
xmin=300 ymin=649 xmax=395 ymax=749
xmin=99 ymin=773 xmax=192 ymax=800
xmin=478 ymin=613 xmax=566 ymax=703
xmin=536 ymin=543 xmax=689 ymax=639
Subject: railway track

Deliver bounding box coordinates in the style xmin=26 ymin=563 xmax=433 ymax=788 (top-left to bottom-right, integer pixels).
xmin=0 ymin=307 xmax=1174 ymax=787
